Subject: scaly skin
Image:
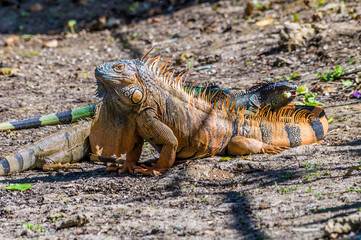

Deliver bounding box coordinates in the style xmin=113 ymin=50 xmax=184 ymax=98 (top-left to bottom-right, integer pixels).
xmin=90 ymin=54 xmax=328 ymax=175
xmin=0 ymin=122 xmax=91 ymax=175
xmin=0 ymin=82 xmax=296 ymax=131
xmin=0 ymin=104 xmax=96 ymax=131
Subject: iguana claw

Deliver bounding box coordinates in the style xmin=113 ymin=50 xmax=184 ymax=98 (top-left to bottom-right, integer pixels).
xmin=263 ymin=145 xmax=290 ymax=154
xmin=117 ymin=161 xmax=138 ymax=174
xmin=133 ymin=163 xmax=166 ymax=176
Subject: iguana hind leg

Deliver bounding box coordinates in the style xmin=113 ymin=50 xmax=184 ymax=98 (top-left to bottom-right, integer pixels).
xmin=37 ymin=143 xmax=87 ymax=171
xmin=42 ymin=162 xmax=80 ymax=171
xmin=227 ymin=136 xmax=290 ymax=156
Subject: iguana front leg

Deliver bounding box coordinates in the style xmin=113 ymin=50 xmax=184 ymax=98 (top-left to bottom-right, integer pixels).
xmin=134 ymin=110 xmax=178 ymax=175
xmin=117 ymin=141 xmax=144 ymax=174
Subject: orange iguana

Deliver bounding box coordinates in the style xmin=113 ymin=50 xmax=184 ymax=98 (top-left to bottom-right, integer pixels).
xmin=0 ymin=51 xmax=328 ymax=176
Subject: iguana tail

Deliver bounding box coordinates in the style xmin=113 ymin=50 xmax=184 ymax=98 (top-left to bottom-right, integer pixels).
xmin=228 ymin=104 xmax=328 ymax=156
xmin=246 ymin=104 xmax=328 ymax=147
xmin=0 ymin=104 xmax=96 ymax=131
xmin=0 ymin=122 xmax=91 ymax=175
xmin=285 ymin=104 xmax=328 ymax=143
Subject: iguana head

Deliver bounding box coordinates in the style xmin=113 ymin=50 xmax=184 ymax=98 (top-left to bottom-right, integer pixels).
xmin=258 ymin=81 xmax=297 ymax=110
xmin=244 ymin=81 xmax=297 ymax=111
xmin=95 ymin=60 xmax=145 ymax=106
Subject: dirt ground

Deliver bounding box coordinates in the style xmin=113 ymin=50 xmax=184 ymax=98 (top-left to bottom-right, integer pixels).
xmin=0 ymin=0 xmax=360 ymax=239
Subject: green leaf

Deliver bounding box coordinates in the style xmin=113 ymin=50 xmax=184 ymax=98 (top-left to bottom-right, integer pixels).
xmin=291 ymin=14 xmax=299 ymax=22
xmin=302 ymin=93 xmax=324 ymax=106
xmin=296 ymin=86 xmax=308 ymax=95
xmin=218 ymin=157 xmax=232 ymax=162
xmin=5 ymin=183 xmax=32 ymax=191
xmin=342 ymin=79 xmax=353 ymax=87
xmin=327 ymin=116 xmax=334 ymax=124
xmin=318 ymin=65 xmax=345 ymax=81
xmin=67 ymin=20 xmax=77 ymax=27
xmin=333 ymin=65 xmax=344 ymax=78
xmin=21 ymin=10 xmax=29 ymax=17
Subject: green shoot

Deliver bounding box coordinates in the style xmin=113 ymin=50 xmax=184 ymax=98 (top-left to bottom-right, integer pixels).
xmin=295 ymin=93 xmax=324 ymax=106
xmin=318 ymin=65 xmax=345 ymax=81
xmin=20 ymin=223 xmax=44 ymax=232
xmin=67 ymin=20 xmax=77 ymax=34
xmin=291 ymin=14 xmax=299 ymax=22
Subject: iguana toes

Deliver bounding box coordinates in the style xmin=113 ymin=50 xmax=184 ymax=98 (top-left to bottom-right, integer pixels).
xmin=91 ymin=54 xmax=328 ymax=175
xmin=0 ymin=82 xmax=297 ymax=131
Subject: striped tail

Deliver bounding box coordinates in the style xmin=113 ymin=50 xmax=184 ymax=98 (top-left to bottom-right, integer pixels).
xmin=245 ymin=104 xmax=328 ymax=147
xmin=0 ymin=104 xmax=96 ymax=131
xmin=0 ymin=122 xmax=91 ymax=175
xmin=282 ymin=104 xmax=328 ymax=143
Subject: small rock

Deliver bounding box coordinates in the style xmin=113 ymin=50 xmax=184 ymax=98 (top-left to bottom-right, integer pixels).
xmin=5 ymin=35 xmax=19 ymax=46
xmin=279 ymin=22 xmax=316 ymax=51
xmin=29 ymin=3 xmax=43 ymax=12
xmin=333 ymin=222 xmax=343 ymax=234
xmin=57 ymin=214 xmax=89 ymax=229
xmin=43 ymin=39 xmax=58 ymax=48
xmin=329 ymin=233 xmax=338 ymax=239
xmin=259 ymin=203 xmax=270 ymax=209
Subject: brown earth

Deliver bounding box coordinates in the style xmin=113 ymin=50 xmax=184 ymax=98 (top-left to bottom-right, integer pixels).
xmin=0 ymin=0 xmax=361 ymax=239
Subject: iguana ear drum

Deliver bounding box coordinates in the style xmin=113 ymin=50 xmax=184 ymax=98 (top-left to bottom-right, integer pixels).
xmin=121 ymin=86 xmax=144 ymax=104
xmin=130 ymin=89 xmax=144 ymax=104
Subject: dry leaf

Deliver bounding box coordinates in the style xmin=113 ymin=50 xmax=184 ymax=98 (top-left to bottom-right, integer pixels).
xmin=178 ymin=52 xmax=195 ymax=61
xmin=255 ymin=17 xmax=274 ymax=27
xmin=323 ymin=86 xmax=335 ymax=93
xmin=43 ymin=39 xmax=58 ymax=48
xmin=5 ymin=35 xmax=19 ymax=46
xmin=147 ymin=17 xmax=164 ymax=23
xmin=0 ymin=68 xmax=20 ymax=75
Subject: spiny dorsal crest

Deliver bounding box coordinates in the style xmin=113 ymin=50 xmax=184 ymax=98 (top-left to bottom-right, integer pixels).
xmin=230 ymin=80 xmax=273 ymax=96
xmin=140 ymin=49 xmax=315 ymax=124
xmin=242 ymin=105 xmax=314 ymax=124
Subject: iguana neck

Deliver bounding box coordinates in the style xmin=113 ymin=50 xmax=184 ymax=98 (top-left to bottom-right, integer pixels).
xmin=100 ymin=95 xmax=139 ymax=123
xmin=230 ymin=91 xmax=261 ymax=110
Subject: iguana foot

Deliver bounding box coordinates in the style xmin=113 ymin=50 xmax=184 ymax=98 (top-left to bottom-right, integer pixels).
xmin=105 ymin=163 xmax=119 ymax=172
xmin=117 ymin=161 xmax=139 ymax=175
xmin=133 ymin=163 xmax=168 ymax=176
xmin=42 ymin=163 xmax=80 ymax=171
xmin=262 ymin=145 xmax=290 ymax=154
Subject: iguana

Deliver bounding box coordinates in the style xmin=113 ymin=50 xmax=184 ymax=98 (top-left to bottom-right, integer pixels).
xmin=0 ymin=81 xmax=297 ymax=175
xmin=0 ymin=52 xmax=327 ymax=176
xmin=88 ymin=55 xmax=328 ymax=175
xmin=0 ymin=82 xmax=297 ymax=131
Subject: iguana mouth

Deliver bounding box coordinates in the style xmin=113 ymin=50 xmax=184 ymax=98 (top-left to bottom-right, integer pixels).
xmin=291 ymin=91 xmax=297 ymax=96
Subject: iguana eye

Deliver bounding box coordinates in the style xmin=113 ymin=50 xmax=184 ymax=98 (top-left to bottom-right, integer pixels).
xmin=113 ymin=63 xmax=125 ymax=73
